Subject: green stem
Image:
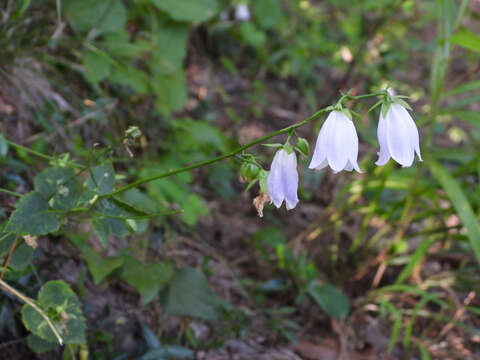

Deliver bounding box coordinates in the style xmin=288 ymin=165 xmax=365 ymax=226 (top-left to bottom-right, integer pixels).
xmin=5 ymin=139 xmax=84 ymax=169
xmin=0 ymin=188 xmax=22 ymax=197
xmin=101 ymin=108 xmax=328 ymax=198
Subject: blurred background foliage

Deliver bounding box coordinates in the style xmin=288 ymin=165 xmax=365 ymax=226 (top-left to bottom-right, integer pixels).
xmin=1 ymin=0 xmax=480 ymax=359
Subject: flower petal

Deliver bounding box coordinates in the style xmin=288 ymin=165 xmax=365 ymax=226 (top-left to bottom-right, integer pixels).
xmin=386 ymin=104 xmax=414 ymax=167
xmin=283 ymin=152 xmax=299 ymax=210
xmin=309 ymin=112 xmax=335 ymax=169
xmin=394 ymin=104 xmax=423 ymax=162
xmin=376 ymin=112 xmax=391 ymax=166
xmin=267 ymin=150 xmax=286 ymax=208
xmin=327 ymin=111 xmax=349 ymax=172
xmin=343 ymin=114 xmax=362 ymax=173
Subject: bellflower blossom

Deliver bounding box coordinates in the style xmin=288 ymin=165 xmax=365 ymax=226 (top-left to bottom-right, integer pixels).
xmin=267 ymin=148 xmax=299 ymax=210
xmin=309 ymin=111 xmax=362 ymax=173
xmin=235 ymin=4 xmax=251 ymax=21
xmin=376 ymin=103 xmax=422 ymax=167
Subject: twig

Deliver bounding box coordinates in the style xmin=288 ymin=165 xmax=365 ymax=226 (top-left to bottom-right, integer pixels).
xmin=0 ymin=278 xmax=63 ymax=345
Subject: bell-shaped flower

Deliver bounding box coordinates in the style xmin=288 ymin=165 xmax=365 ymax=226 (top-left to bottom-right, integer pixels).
xmin=376 ymin=103 xmax=422 ymax=167
xmin=267 ymin=148 xmax=299 ymax=210
xmin=235 ymin=4 xmax=251 ymax=21
xmin=309 ymin=111 xmax=362 ymax=173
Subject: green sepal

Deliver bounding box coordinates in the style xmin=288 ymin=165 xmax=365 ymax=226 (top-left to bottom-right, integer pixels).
xmin=393 ymin=98 xmax=413 ymax=111
xmin=381 ymin=102 xmax=391 ymax=118
xmin=295 ymin=137 xmax=309 ymax=156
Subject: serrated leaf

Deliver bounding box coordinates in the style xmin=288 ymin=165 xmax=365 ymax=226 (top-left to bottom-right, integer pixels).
xmin=86 ymin=162 xmax=115 ymax=195
xmin=151 ymin=0 xmax=218 ymax=22
xmin=162 ymin=267 xmax=224 ymax=322
xmin=6 ymin=192 xmax=59 ymax=236
xmin=34 ymin=167 xmax=79 ymax=210
xmin=22 ymin=281 xmax=86 ymax=344
xmin=308 ymin=283 xmax=350 ymax=319
xmin=121 ymin=257 xmax=173 ymax=304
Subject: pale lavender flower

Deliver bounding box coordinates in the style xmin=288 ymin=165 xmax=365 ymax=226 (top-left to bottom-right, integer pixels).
xmin=309 ymin=111 xmax=362 ymax=173
xmin=235 ymin=4 xmax=251 ymax=21
xmin=376 ymin=103 xmax=422 ymax=167
xmin=267 ymin=149 xmax=299 ymax=210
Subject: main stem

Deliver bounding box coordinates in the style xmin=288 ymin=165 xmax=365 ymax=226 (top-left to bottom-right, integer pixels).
xmin=101 ymin=107 xmax=329 ymax=198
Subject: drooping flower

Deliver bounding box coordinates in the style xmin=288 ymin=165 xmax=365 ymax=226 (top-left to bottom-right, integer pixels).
xmin=267 ymin=149 xmax=299 ymax=210
xmin=309 ymin=111 xmax=362 ymax=173
xmin=376 ymin=103 xmax=422 ymax=167
xmin=235 ymin=4 xmax=251 ymax=21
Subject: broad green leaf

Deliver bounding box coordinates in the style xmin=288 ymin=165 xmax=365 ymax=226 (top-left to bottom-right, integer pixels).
xmin=9 ymin=242 xmax=34 ymax=271
xmin=428 ymin=159 xmax=480 ymax=263
xmin=64 ymin=0 xmax=127 ymax=33
xmin=450 ymin=28 xmax=480 ymax=53
xmin=308 ymin=284 xmax=350 ymax=319
xmin=151 ymin=0 xmax=218 ymax=22
xmin=0 ymin=233 xmax=16 ymax=256
xmin=110 ymin=65 xmax=150 ymax=94
xmin=162 ymin=267 xmax=224 ymax=321
xmin=27 ymin=334 xmax=58 ymax=353
xmin=22 ymin=281 xmax=86 ymax=344
xmin=81 ymin=246 xmax=123 ymax=284
xmin=153 ymin=70 xmax=187 ymax=114
xmin=181 ymin=194 xmax=208 ymax=226
xmin=83 ymin=50 xmax=112 ymax=83
xmin=121 ymin=257 xmax=173 ymax=304
xmin=86 ymin=162 xmax=115 ymax=195
xmin=92 ymin=216 xmax=110 ymax=248
xmin=152 ymin=22 xmax=189 ymax=75
xmin=34 ymin=167 xmax=79 ymax=210
xmin=252 ymin=0 xmax=284 ymax=30
xmin=239 ymin=22 xmax=266 ymax=47
xmin=5 ymin=192 xmax=59 ymax=236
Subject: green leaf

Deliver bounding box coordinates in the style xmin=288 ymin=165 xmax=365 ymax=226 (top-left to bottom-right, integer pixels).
xmin=86 ymin=162 xmax=115 ymax=195
xmin=450 ymin=28 xmax=480 ymax=53
xmin=27 ymin=334 xmax=59 ymax=353
xmin=181 ymin=194 xmax=209 ymax=226
xmin=153 ymin=70 xmax=187 ymax=114
xmin=92 ymin=217 xmax=110 ymax=248
xmin=428 ymin=159 xmax=480 ymax=264
xmin=239 ymin=22 xmax=266 ymax=47
xmin=444 ymin=80 xmax=480 ymax=97
xmin=83 ymin=49 xmax=112 ymax=83
xmin=252 ymin=0 xmax=284 ymax=30
xmin=162 ymin=267 xmax=224 ymax=321
xmin=64 ymin=0 xmax=127 ymax=33
xmin=121 ymin=257 xmax=173 ymax=304
xmin=5 ymin=192 xmax=59 ymax=236
xmin=151 ymin=0 xmax=218 ymax=22
xmin=82 ymin=247 xmax=123 ymax=284
xmin=0 ymin=233 xmax=16 ymax=256
xmin=9 ymin=242 xmax=34 ymax=271
xmin=34 ymin=167 xmax=79 ymax=210
xmin=308 ymin=284 xmax=350 ymax=319
xmin=22 ymin=281 xmax=86 ymax=344
xmin=152 ymin=22 xmax=189 ymax=75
